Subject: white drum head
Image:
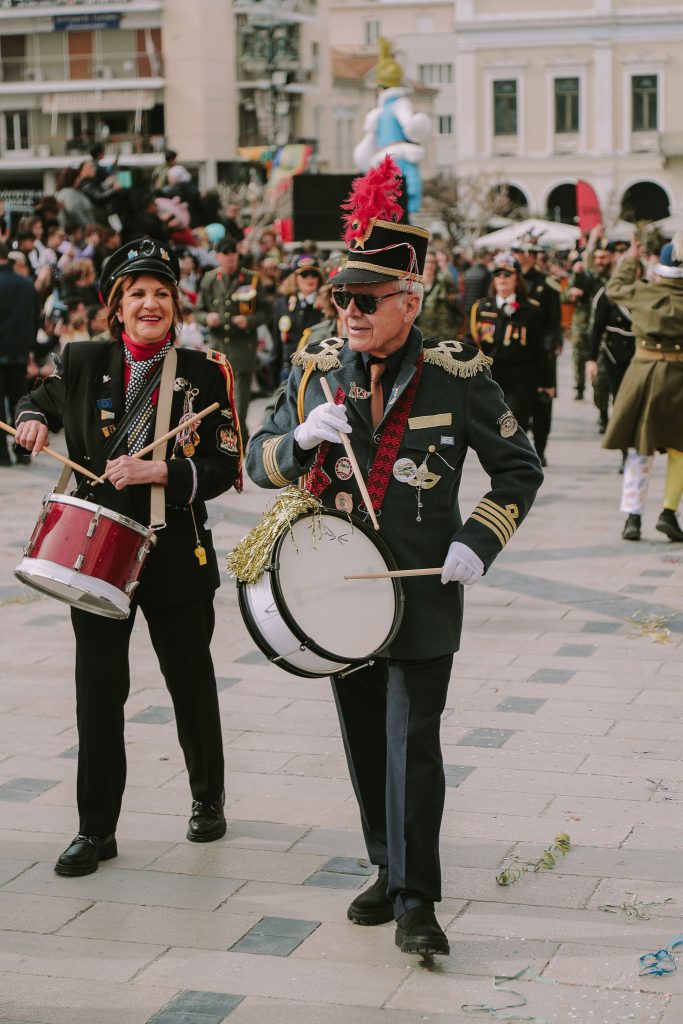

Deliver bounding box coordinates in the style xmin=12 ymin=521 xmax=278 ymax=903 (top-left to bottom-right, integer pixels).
xmin=275 ymin=513 xmax=398 ymax=661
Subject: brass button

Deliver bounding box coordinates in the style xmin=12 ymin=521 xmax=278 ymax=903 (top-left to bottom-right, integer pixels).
xmin=656 ymin=343 xmax=662 ymax=350
xmin=373 ymin=433 xmax=381 ymax=445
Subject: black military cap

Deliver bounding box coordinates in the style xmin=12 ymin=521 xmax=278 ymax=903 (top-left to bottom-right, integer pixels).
xmin=100 ymin=237 xmax=180 ymax=302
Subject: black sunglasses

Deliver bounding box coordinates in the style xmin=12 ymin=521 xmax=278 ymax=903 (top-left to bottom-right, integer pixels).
xmin=493 ymin=269 xmax=516 ymax=278
xmin=297 ymin=269 xmax=320 ymax=279
xmin=332 ymin=289 xmax=403 ymax=314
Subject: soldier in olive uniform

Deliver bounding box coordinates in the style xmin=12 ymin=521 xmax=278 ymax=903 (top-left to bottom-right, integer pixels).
xmin=603 ymin=237 xmax=683 ymax=542
xmin=194 ymin=239 xmax=270 ymax=440
xmin=246 ymin=161 xmax=543 ymax=959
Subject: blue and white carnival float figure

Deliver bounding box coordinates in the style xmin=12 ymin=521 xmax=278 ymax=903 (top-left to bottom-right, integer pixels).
xmin=353 ymin=37 xmax=432 ymax=216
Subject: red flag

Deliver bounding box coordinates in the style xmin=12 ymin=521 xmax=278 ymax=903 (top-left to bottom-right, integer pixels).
xmin=576 ymin=180 xmax=602 ymax=237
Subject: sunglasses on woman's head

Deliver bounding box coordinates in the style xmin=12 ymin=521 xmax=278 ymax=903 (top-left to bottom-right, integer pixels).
xmin=493 ymin=269 xmax=515 ymax=278
xmin=332 ymin=289 xmax=403 ymax=314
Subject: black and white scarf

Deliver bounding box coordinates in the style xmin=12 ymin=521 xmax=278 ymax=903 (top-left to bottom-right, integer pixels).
xmin=123 ymin=336 xmax=172 ymax=454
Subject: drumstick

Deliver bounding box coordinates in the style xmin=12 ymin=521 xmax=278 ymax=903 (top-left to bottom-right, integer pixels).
xmin=94 ymin=401 xmax=220 ymax=483
xmin=345 ymin=568 xmax=442 ymax=580
xmin=0 ymin=419 xmax=101 ymax=483
xmin=320 ymin=377 xmax=380 ymax=532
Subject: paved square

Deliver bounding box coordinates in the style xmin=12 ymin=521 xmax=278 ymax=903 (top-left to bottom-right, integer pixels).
xmin=2 ymin=357 xmax=683 ymax=1024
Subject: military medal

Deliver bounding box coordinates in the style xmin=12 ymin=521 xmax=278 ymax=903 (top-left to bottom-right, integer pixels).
xmin=497 ymin=412 xmax=518 ymax=438
xmin=174 ymin=380 xmax=201 ymax=457
xmin=335 ymin=491 xmax=353 ymax=514
xmin=393 ymin=457 xmax=417 ymax=483
xmin=183 ymin=442 xmax=195 ymax=457
xmin=335 ymin=457 xmax=353 ymax=481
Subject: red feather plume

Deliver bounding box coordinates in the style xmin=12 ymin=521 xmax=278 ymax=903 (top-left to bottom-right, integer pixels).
xmin=342 ymin=156 xmax=403 ymax=247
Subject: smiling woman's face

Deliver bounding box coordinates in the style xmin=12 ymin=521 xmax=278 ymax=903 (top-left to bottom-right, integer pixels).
xmin=116 ymin=274 xmax=175 ymax=344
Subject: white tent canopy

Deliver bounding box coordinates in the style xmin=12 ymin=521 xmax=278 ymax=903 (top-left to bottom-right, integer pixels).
xmin=473 ymin=218 xmax=580 ymax=250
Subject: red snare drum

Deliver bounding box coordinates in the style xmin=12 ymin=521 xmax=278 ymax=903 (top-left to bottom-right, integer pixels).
xmin=15 ymin=493 xmax=156 ymax=619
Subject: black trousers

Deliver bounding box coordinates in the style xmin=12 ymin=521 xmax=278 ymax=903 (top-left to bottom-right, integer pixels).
xmin=0 ymin=363 xmax=29 ymax=459
xmin=71 ymin=597 xmax=224 ymax=837
xmin=331 ymin=653 xmax=453 ymax=917
xmin=496 ymin=376 xmax=536 ymax=434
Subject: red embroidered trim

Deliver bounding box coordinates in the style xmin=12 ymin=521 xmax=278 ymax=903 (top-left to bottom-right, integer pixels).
xmin=364 ymin=353 xmax=423 ymax=513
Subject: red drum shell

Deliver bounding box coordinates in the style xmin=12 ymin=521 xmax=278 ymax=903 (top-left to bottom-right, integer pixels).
xmin=15 ymin=493 xmax=155 ymax=619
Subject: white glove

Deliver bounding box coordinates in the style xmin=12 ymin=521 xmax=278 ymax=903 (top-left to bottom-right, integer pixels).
xmin=294 ymin=402 xmax=351 ymax=451
xmin=441 ymin=541 xmax=484 ymax=586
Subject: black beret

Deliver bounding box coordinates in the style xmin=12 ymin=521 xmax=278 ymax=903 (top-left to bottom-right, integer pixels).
xmin=100 ymin=237 xmax=180 ymax=302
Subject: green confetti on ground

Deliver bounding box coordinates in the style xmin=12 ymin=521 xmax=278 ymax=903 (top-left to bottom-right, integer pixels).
xmin=462 ymin=964 xmax=554 ymax=1022
xmin=597 ymin=894 xmax=675 ymax=921
xmin=496 ymin=833 xmax=571 ymax=887
xmin=626 ymin=611 xmax=673 ymax=644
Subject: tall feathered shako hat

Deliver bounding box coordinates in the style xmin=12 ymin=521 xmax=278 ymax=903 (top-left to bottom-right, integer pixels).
xmin=332 ymin=156 xmax=430 ymax=286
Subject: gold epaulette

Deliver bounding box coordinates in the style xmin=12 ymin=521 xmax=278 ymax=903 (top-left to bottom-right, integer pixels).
xmin=423 ymin=339 xmax=493 ymax=378
xmin=206 ymin=348 xmax=227 ymax=366
xmin=291 ymin=335 xmax=345 ymax=371
xmin=529 ymin=298 xmax=541 ymax=307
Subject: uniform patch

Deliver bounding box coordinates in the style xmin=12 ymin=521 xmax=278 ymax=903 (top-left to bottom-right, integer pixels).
xmin=497 ymin=412 xmax=518 ymax=438
xmin=335 ymin=491 xmax=353 ymax=514
xmin=335 ymin=457 xmax=353 ymax=481
xmin=100 ymin=410 xmax=115 ymax=421
xmin=216 ymin=425 xmax=239 ymax=455
xmin=408 ymin=413 xmax=452 ymax=430
xmin=393 ymin=457 xmax=418 ymax=483
xmin=96 ymin=398 xmax=113 ymax=410
xmin=440 ymin=435 xmax=454 ymax=446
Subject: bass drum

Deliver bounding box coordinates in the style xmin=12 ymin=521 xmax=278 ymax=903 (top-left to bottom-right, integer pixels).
xmin=238 ymin=510 xmax=404 ymax=678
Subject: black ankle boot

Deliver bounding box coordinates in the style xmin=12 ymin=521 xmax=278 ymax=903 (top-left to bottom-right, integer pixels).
xmin=54 ymin=834 xmax=117 ymax=876
xmin=622 ymin=514 xmax=641 ymax=541
xmin=347 ymin=867 xmax=393 ymax=925
xmin=656 ymin=509 xmax=683 ymax=542
xmin=187 ymin=792 xmax=226 ymax=842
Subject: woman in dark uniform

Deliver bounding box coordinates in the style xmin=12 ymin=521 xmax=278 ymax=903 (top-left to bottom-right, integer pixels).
xmin=15 ymin=239 xmax=242 ymax=876
xmin=470 ymin=252 xmax=552 ymax=437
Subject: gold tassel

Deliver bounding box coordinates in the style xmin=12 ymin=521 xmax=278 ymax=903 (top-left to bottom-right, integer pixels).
xmin=423 ymin=348 xmax=493 ymax=378
xmin=226 ymin=486 xmax=323 ymax=584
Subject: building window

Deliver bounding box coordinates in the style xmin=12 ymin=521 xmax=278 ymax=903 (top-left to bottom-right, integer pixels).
xmin=632 ymin=74 xmax=658 ymax=131
xmin=418 ymin=64 xmax=453 ymax=85
xmin=437 ymin=114 xmax=453 ymax=135
xmin=3 ymin=110 xmax=29 ymax=151
xmin=554 ymin=77 xmax=579 ymax=133
xmin=493 ymin=79 xmax=517 ymax=135
xmin=364 ymin=20 xmax=380 ymax=46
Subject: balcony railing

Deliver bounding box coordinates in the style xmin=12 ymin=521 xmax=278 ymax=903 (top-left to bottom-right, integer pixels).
xmin=0 ymin=1 xmax=137 ymax=9
xmin=0 ymin=132 xmax=166 ymax=159
xmin=0 ymin=52 xmax=163 ymax=84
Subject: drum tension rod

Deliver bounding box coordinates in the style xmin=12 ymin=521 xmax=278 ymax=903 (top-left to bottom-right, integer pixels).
xmin=338 ymin=659 xmax=376 ymax=678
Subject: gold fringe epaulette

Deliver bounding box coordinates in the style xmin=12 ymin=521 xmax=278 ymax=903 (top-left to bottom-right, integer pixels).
xmin=291 ymin=336 xmax=345 ymax=371
xmin=423 ymin=340 xmax=493 ymax=378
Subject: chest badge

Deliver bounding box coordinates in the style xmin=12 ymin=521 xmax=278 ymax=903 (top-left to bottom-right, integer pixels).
xmin=498 ymin=412 xmax=518 ymax=438
xmin=349 ymin=381 xmax=371 ymax=400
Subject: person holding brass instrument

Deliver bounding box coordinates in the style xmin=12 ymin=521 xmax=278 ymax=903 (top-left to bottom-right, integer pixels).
xmin=14 ymin=239 xmax=242 ymax=876
xmin=194 ymin=238 xmax=270 ymax=441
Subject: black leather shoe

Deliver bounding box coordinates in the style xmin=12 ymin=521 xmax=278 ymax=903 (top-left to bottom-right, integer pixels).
xmin=347 ymin=867 xmax=393 ymax=925
xmin=395 ymin=906 xmax=450 ymax=956
xmin=622 ymin=514 xmax=641 ymax=541
xmin=656 ymin=509 xmax=683 ymax=542
xmin=54 ymin=834 xmax=117 ymax=876
xmin=187 ymin=793 xmax=226 ymax=842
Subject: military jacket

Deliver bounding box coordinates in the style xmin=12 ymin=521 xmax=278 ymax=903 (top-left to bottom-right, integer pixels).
xmin=523 ymin=268 xmax=561 ymax=351
xmin=15 ymin=342 xmax=242 ymax=604
xmin=470 ymin=297 xmax=552 ymax=388
xmin=271 ymin=292 xmax=325 ymax=382
xmin=246 ymin=327 xmax=543 ymax=659
xmin=194 ymin=267 xmax=270 ymax=373
xmin=606 ymin=258 xmax=683 ymax=355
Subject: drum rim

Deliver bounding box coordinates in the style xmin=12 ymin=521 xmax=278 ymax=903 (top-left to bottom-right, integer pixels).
xmin=269 ymin=507 xmax=404 ymax=664
xmin=237 ymin=584 xmax=346 ymax=679
xmin=44 ymin=492 xmax=152 ymax=538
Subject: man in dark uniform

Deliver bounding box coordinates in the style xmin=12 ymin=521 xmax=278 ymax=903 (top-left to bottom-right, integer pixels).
xmin=270 ymin=255 xmax=325 ymax=384
xmin=246 ymin=161 xmax=543 ymax=958
xmin=512 ymin=242 xmax=561 ymax=465
xmin=0 ymin=242 xmax=40 ymax=464
xmin=194 ymin=239 xmax=270 ymax=441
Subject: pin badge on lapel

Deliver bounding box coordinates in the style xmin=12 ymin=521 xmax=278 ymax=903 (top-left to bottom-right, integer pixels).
xmin=349 ymin=381 xmax=371 ymax=401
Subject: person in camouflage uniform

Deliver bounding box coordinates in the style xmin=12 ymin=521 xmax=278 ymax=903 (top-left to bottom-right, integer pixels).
xmin=416 ymin=250 xmax=462 ymax=338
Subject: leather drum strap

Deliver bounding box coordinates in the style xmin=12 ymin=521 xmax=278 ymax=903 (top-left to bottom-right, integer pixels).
xmin=149 ymin=346 xmax=177 ymax=528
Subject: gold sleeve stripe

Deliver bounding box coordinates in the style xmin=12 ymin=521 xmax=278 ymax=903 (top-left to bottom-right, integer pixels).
xmin=471 ymin=511 xmax=509 ymax=548
xmin=473 ymin=505 xmax=509 ymax=544
xmin=479 ymin=497 xmax=518 ymax=533
xmin=473 ymin=504 xmax=514 ymax=543
xmin=262 ymin=436 xmax=290 ymax=488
